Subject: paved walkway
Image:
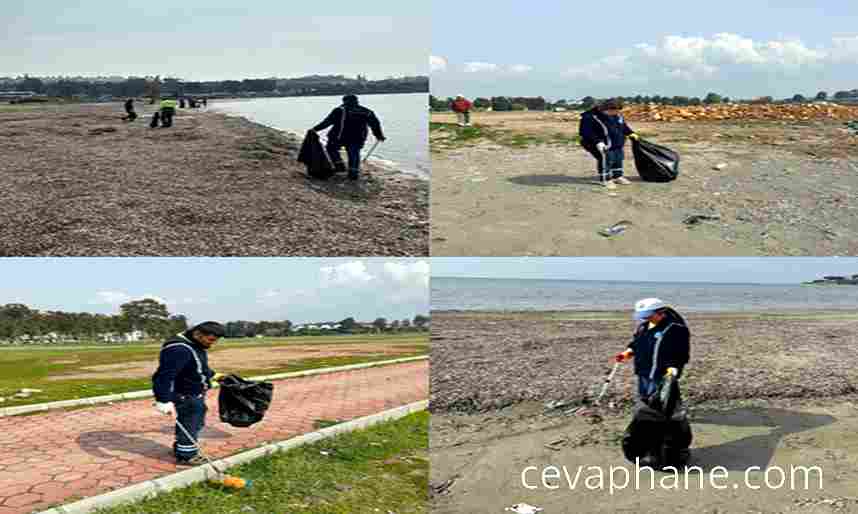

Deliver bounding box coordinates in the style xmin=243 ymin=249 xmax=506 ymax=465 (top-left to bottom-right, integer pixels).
xmin=0 ymin=361 xmax=428 ymax=514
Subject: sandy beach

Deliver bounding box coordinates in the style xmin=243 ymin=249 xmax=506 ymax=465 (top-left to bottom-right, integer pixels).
xmin=430 ymin=310 xmax=858 ymax=513
xmin=0 ymin=102 xmax=428 ymax=256
xmin=430 ymin=111 xmax=858 ymax=256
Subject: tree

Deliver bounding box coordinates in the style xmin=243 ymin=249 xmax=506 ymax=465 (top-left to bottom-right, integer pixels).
xmin=473 ymin=97 xmax=491 ymax=109
xmin=372 ymin=318 xmax=388 ymax=332
xmin=834 ymin=91 xmax=851 ymax=99
xmin=491 ymin=96 xmax=513 ymax=111
xmin=390 ymin=320 xmax=401 ymax=331
xmin=20 ymin=75 xmax=44 ymax=94
xmin=119 ymin=299 xmax=169 ymax=336
xmin=792 ymin=94 xmax=807 ymax=103
xmin=580 ymin=96 xmax=596 ymax=108
xmin=703 ymin=92 xmax=722 ymax=104
xmin=816 ymin=91 xmax=828 ymax=101
xmin=339 ymin=317 xmax=358 ymax=332
xmin=413 ymin=314 xmax=430 ymax=329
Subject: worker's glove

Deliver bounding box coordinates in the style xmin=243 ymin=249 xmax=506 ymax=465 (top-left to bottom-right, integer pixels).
xmin=213 ymin=372 xmax=227 ymax=382
xmin=629 ymin=133 xmax=640 ymax=141
xmin=665 ymin=367 xmax=678 ymax=377
xmin=154 ymin=401 xmax=174 ymax=415
xmin=596 ymin=142 xmax=607 ymax=152
xmin=614 ymin=349 xmax=633 ymax=363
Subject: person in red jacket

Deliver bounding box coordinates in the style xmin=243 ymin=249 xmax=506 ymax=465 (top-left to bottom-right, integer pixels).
xmin=450 ymin=95 xmax=473 ymax=126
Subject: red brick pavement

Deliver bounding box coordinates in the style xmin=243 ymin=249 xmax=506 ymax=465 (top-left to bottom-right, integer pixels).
xmin=0 ymin=361 xmax=428 ymax=514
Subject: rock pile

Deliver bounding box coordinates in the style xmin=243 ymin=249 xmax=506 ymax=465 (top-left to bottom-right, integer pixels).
xmin=621 ymin=102 xmax=858 ymax=122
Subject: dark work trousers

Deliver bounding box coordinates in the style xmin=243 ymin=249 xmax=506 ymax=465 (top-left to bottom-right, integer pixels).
xmin=161 ymin=107 xmax=175 ymax=128
xmin=174 ymin=394 xmax=207 ymax=461
xmin=326 ymin=140 xmax=364 ymax=179
xmin=585 ymin=146 xmax=625 ymax=181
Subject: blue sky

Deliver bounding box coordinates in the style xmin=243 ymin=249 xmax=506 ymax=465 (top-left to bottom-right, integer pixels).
xmin=431 ymin=1 xmax=858 ymax=100
xmin=431 ymin=258 xmax=858 ymax=284
xmin=1 ymin=258 xmax=429 ymax=324
xmin=2 ymin=1 xmax=427 ymax=80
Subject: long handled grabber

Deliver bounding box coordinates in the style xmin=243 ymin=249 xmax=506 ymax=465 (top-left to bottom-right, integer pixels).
xmin=594 ymin=361 xmax=621 ymax=407
xmin=175 ymin=418 xmax=249 ymax=490
xmin=362 ymin=139 xmax=381 ymax=164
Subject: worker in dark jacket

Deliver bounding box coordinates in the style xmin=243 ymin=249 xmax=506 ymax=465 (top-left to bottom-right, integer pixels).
xmin=312 ymin=94 xmax=386 ymax=180
xmin=123 ymin=98 xmax=137 ymax=122
xmin=615 ymin=298 xmax=690 ymax=399
xmin=579 ymin=98 xmax=640 ymax=190
xmin=152 ymin=321 xmax=226 ymax=465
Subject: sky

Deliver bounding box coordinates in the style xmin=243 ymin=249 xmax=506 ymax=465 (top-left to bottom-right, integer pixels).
xmin=431 ymin=258 xmax=858 ymax=285
xmin=431 ymin=1 xmax=858 ymax=100
xmin=1 ymin=1 xmax=428 ymax=80
xmin=0 ymin=258 xmax=429 ymax=324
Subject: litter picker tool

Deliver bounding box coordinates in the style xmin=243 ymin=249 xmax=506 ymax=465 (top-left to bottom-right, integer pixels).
xmin=594 ymin=361 xmax=621 ymax=407
xmin=175 ymin=418 xmax=250 ymax=490
xmin=362 ymin=139 xmax=381 ymax=164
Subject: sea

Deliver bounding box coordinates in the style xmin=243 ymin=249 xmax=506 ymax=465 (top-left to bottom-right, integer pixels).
xmin=211 ymin=93 xmax=428 ymax=178
xmin=431 ymin=277 xmax=858 ymax=312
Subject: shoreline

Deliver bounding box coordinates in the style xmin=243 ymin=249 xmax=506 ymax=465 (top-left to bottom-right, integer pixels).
xmin=430 ymin=310 xmax=858 ymax=414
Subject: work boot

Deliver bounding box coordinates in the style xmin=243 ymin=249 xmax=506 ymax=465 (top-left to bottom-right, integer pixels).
xmin=348 ymin=171 xmax=359 ymax=181
xmin=176 ymin=454 xmax=207 ymax=466
xmin=614 ymin=177 xmax=632 ymax=185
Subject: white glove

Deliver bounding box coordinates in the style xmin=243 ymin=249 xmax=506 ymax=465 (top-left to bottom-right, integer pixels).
xmin=596 ymin=142 xmax=607 ymax=152
xmin=155 ymin=401 xmax=174 ymax=415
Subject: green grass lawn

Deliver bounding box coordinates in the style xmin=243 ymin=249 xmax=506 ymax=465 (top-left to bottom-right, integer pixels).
xmin=430 ymin=121 xmax=580 ymax=150
xmin=0 ymin=334 xmax=428 ymax=408
xmin=95 ymin=411 xmax=429 ymax=514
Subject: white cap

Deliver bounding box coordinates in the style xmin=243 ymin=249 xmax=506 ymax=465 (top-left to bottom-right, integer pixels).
xmin=633 ymin=297 xmax=666 ymax=320
xmin=456 ymin=94 xmax=465 ymax=98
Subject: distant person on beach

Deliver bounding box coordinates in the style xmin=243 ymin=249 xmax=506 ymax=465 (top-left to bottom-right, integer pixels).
xmin=579 ymin=98 xmax=641 ymax=190
xmin=312 ymin=94 xmax=386 ymax=181
xmin=202 ymin=98 xmax=208 ymax=108
xmin=615 ymin=298 xmax=690 ymax=400
xmin=450 ymin=95 xmax=472 ymax=126
xmin=159 ymin=96 xmax=178 ymax=128
xmin=122 ymin=98 xmax=137 ymax=122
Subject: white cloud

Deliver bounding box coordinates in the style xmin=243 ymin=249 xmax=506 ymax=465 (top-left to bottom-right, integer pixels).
xmin=383 ymin=260 xmax=430 ymax=288
xmin=320 ymin=261 xmax=375 ymax=288
xmin=430 ymin=55 xmax=448 ymax=72
xmin=93 ymin=291 xmax=131 ymax=305
xmin=508 ymin=64 xmax=533 ymax=74
xmin=463 ymin=61 xmax=499 ymax=73
xmin=567 ymin=33 xmax=830 ymax=82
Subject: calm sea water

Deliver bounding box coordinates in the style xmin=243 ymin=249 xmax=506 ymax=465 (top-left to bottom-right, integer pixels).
xmin=211 ymin=93 xmax=428 ymax=178
xmin=431 ymin=277 xmax=858 ymax=312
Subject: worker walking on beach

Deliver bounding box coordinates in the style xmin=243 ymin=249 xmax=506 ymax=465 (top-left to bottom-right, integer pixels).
xmin=159 ymin=96 xmax=178 ymax=128
xmin=312 ymin=94 xmax=386 ymax=181
xmin=122 ymin=98 xmax=137 ymax=122
xmin=579 ymin=98 xmax=641 ymax=190
xmin=451 ymin=95 xmax=473 ymax=126
xmin=615 ymin=298 xmax=690 ymax=399
xmin=152 ymin=321 xmax=227 ymax=466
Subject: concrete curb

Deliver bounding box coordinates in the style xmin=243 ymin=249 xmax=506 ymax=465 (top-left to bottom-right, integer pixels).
xmin=36 ymin=400 xmax=428 ymax=514
xmin=0 ymin=356 xmax=427 ymax=417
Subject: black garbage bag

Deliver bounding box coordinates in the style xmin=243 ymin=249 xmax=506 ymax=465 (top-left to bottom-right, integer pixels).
xmin=218 ymin=374 xmax=274 ymax=428
xmin=648 ymin=372 xmax=681 ymax=419
xmin=622 ymin=399 xmax=692 ymax=467
xmin=632 ymin=138 xmax=680 ymax=182
xmin=297 ymin=130 xmax=336 ymax=180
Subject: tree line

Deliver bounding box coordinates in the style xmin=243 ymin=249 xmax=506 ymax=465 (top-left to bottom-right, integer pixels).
xmin=0 ymin=301 xmax=430 ymax=344
xmin=4 ymin=74 xmax=428 ymax=101
xmin=430 ymin=90 xmax=858 ymax=112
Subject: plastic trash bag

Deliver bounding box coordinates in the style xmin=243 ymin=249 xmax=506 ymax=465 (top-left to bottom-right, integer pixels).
xmin=297 ymin=130 xmax=336 ymax=180
xmin=622 ymin=399 xmax=692 ymax=466
xmin=648 ymin=373 xmax=681 ymax=418
xmin=632 ymin=138 xmax=680 ymax=182
xmin=218 ymin=374 xmax=274 ymax=428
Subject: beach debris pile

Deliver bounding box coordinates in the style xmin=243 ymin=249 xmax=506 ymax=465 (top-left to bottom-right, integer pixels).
xmin=620 ymin=102 xmax=858 ymax=122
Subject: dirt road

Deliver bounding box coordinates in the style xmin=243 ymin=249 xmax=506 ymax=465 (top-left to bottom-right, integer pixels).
xmin=0 ymin=103 xmax=428 ymax=256
xmin=430 ymin=111 xmax=858 ymax=256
